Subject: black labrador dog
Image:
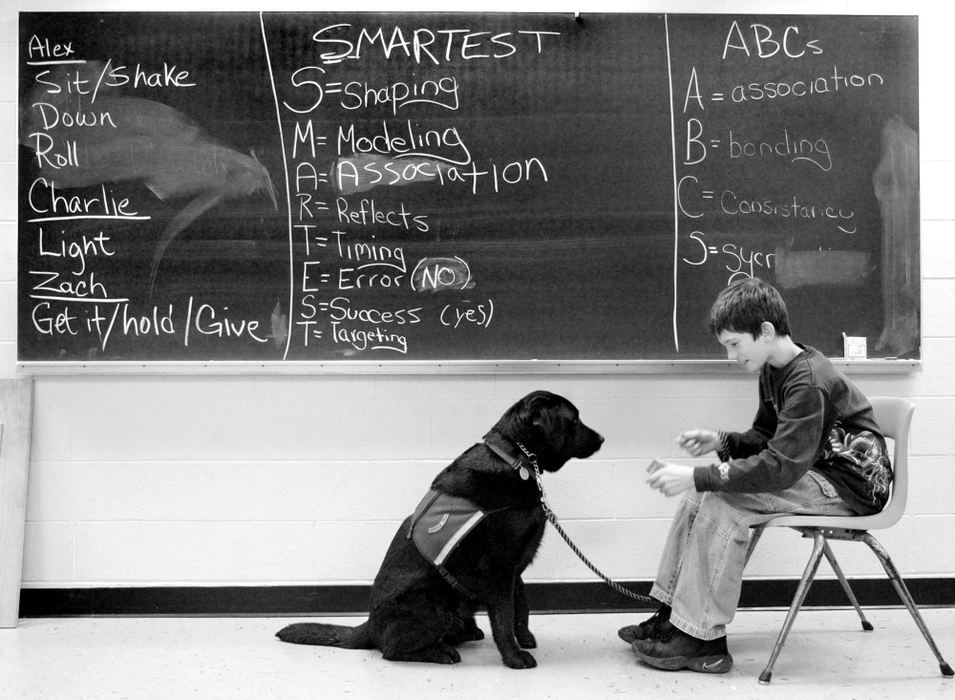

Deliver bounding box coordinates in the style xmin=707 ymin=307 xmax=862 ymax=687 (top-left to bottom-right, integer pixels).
xmin=277 ymin=390 xmax=603 ymax=669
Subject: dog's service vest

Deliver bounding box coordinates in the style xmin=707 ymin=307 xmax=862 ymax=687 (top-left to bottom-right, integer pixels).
xmin=407 ymin=440 xmax=532 ymax=598
xmin=409 ymin=489 xmax=485 ymax=567
xmin=407 ymin=489 xmax=492 ymax=598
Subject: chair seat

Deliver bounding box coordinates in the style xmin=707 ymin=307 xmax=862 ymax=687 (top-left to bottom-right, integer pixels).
xmin=755 ymin=510 xmax=896 ymax=532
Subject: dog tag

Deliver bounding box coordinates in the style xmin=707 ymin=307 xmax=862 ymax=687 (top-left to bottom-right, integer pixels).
xmin=519 ymin=466 xmax=530 ymax=480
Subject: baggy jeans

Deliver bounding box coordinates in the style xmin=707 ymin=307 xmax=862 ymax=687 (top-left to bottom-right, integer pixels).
xmin=648 ymin=470 xmax=855 ymax=640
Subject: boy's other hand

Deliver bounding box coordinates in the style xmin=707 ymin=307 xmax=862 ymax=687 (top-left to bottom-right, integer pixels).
xmin=678 ymin=429 xmax=719 ymax=456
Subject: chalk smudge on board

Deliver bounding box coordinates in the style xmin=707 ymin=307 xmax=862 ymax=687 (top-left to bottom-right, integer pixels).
xmin=333 ymin=153 xmax=445 ymax=195
xmin=872 ymin=116 xmax=920 ymax=357
xmin=774 ymin=247 xmax=874 ymax=289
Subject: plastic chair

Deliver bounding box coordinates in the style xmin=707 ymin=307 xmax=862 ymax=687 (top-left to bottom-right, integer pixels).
xmin=743 ymin=397 xmax=953 ymax=684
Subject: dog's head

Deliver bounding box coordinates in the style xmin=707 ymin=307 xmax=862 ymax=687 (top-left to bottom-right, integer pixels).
xmin=489 ymin=390 xmax=604 ymax=472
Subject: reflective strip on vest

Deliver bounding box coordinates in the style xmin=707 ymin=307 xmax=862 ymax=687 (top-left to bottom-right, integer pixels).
xmin=433 ymin=511 xmax=485 ymax=566
xmin=409 ymin=489 xmax=487 ymax=568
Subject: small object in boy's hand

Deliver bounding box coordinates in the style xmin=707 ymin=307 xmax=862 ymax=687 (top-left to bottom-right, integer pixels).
xmin=647 ymin=459 xmax=666 ymax=474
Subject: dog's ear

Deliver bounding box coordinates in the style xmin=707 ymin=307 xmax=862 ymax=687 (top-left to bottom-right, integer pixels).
xmin=491 ymin=390 xmax=558 ymax=442
xmin=520 ymin=391 xmax=562 ymax=436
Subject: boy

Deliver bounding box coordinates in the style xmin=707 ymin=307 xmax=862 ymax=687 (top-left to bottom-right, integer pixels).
xmin=619 ymin=278 xmax=892 ymax=673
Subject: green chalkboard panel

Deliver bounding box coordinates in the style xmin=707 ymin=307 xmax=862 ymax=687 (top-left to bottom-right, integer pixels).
xmin=17 ymin=12 xmax=919 ymax=364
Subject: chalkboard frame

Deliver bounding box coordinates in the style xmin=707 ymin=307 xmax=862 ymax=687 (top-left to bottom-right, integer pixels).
xmin=14 ymin=358 xmax=920 ymax=376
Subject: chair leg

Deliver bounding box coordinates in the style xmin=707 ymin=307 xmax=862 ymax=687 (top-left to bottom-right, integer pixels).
xmin=861 ymin=533 xmax=954 ymax=678
xmin=744 ymin=526 xmax=764 ymax=566
xmin=759 ymin=530 xmax=827 ymax=685
xmin=822 ymin=541 xmax=873 ymax=631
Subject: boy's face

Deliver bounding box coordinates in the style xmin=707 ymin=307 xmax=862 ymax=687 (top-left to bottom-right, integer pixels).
xmin=716 ymin=329 xmax=769 ymax=372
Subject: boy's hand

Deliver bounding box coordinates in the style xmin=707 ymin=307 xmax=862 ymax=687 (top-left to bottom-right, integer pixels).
xmin=677 ymin=429 xmax=720 ymax=457
xmin=647 ymin=460 xmax=695 ymax=497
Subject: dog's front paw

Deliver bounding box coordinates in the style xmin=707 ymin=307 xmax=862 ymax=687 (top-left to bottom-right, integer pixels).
xmin=515 ymin=629 xmax=536 ymax=649
xmin=503 ymin=649 xmax=537 ymax=669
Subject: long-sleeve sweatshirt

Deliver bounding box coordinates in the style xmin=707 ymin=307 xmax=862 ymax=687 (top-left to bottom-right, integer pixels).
xmin=693 ymin=345 xmax=892 ymax=515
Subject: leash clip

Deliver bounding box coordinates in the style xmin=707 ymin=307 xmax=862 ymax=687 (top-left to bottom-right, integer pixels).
xmin=514 ymin=441 xmax=538 ymax=481
xmin=515 ymin=441 xmax=551 ymax=511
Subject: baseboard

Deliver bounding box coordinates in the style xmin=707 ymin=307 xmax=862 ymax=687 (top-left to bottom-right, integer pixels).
xmin=18 ymin=577 xmax=955 ymax=617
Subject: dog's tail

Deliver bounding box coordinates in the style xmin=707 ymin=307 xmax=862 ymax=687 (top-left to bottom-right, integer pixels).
xmin=276 ymin=621 xmax=374 ymax=649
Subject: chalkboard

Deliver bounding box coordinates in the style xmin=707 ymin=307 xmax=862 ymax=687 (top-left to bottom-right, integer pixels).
xmin=17 ymin=12 xmax=920 ymax=364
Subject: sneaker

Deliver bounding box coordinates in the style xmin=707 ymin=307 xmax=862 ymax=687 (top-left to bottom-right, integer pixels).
xmin=632 ymin=624 xmax=733 ymax=673
xmin=617 ymin=605 xmax=671 ymax=644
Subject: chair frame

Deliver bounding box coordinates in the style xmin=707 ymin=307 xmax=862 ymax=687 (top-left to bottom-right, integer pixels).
xmin=743 ymin=397 xmax=953 ymax=684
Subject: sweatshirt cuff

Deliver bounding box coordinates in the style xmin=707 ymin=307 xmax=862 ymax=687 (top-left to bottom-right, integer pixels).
xmin=694 ymin=462 xmax=731 ymax=492
xmin=717 ymin=430 xmax=732 ymax=462
xmin=694 ymin=465 xmax=714 ymax=491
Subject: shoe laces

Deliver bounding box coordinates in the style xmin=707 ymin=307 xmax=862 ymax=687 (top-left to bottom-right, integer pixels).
xmin=646 ymin=606 xmax=670 ymax=630
xmin=653 ymin=620 xmax=677 ymax=642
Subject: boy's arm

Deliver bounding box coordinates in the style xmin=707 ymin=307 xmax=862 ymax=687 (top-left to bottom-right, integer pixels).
xmin=718 ymin=389 xmax=777 ymax=460
xmin=695 ymin=384 xmax=826 ymax=494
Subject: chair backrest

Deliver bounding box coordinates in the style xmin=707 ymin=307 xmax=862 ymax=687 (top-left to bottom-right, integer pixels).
xmin=867 ymin=396 xmax=916 ymax=528
xmin=757 ymin=396 xmax=915 ymax=531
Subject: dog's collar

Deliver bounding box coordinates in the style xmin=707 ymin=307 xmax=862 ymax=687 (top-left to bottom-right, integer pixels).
xmin=483 ymin=436 xmax=533 ymax=481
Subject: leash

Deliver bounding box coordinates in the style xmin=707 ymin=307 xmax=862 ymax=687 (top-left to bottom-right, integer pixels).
xmin=515 ymin=442 xmax=656 ymax=605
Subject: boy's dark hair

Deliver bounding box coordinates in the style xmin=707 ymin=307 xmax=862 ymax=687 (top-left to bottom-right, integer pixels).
xmin=707 ymin=278 xmax=792 ymax=339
